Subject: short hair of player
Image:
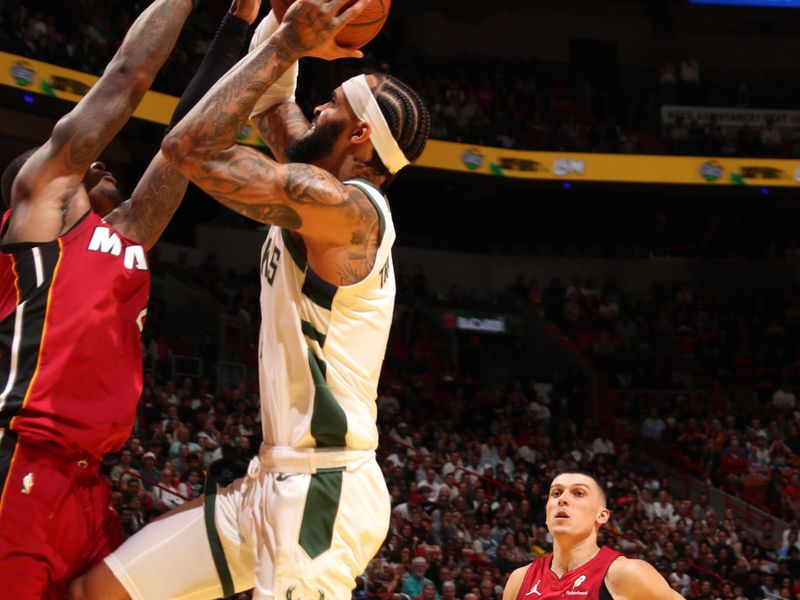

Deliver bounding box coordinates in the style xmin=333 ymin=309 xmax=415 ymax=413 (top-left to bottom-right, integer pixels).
xmin=552 ymin=470 xmax=607 ymax=506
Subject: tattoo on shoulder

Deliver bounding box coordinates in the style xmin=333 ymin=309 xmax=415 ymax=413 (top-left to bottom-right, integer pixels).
xmin=336 ymin=192 xmax=381 ymax=285
xmin=218 ymin=196 xmax=302 ymax=229
xmin=284 ymin=164 xmax=347 ymax=206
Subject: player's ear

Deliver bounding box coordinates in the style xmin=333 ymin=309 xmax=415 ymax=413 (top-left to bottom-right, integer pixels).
xmin=597 ymin=507 xmax=610 ymax=525
xmin=350 ymin=120 xmax=373 ymax=145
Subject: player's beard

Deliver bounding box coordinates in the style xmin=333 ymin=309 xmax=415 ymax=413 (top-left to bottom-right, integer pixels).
xmin=286 ymin=119 xmax=346 ymax=165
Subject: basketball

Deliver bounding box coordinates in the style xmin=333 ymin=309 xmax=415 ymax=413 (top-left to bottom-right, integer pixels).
xmin=269 ymin=0 xmax=391 ymax=49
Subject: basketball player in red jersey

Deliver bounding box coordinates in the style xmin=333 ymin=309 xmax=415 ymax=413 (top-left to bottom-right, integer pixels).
xmin=503 ymin=472 xmax=685 ymax=600
xmin=0 ymin=1 xmax=262 ymax=597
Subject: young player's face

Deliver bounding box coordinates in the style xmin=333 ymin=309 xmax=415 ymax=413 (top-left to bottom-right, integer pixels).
xmin=546 ymin=474 xmax=609 ymax=540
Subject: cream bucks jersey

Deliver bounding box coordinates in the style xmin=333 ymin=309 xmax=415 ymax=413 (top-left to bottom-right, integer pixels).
xmin=257 ymin=179 xmax=395 ymax=451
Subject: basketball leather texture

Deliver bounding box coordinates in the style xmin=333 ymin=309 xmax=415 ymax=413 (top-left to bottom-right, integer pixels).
xmin=269 ymin=0 xmax=391 ymax=49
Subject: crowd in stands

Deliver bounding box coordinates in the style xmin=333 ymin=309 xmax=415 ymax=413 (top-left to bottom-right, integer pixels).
xmin=0 ymin=0 xmax=217 ymax=96
xmin=80 ymin=257 xmax=798 ymax=599
xmin=7 ymin=3 xmax=800 ymax=598
xmin=3 ymin=1 xmax=800 ymax=159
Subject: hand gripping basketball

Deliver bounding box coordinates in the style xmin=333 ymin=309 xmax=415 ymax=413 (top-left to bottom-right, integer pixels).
xmin=275 ymin=0 xmax=374 ymax=59
xmin=271 ymin=0 xmax=391 ymax=49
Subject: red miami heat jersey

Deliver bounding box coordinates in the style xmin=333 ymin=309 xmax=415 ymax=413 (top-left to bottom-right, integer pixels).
xmin=0 ymin=211 xmax=149 ymax=459
xmin=516 ymin=546 xmax=623 ymax=599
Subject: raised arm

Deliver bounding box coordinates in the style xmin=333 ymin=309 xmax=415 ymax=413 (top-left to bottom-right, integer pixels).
xmin=161 ymin=0 xmax=370 ymax=246
xmin=246 ymin=12 xmax=312 ymax=163
xmin=255 ymin=101 xmax=312 ymax=164
xmin=5 ymin=0 xmax=197 ymax=244
xmin=605 ymin=557 xmax=685 ymax=600
xmin=106 ymin=1 xmax=261 ymax=250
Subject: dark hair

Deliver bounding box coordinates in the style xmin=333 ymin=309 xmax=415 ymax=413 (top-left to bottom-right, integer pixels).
xmin=1 ymin=147 xmax=39 ymax=209
xmin=551 ymin=470 xmax=607 ymax=506
xmin=365 ymin=74 xmax=430 ymax=190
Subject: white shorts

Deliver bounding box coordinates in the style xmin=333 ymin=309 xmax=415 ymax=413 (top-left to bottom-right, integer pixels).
xmin=105 ymin=447 xmax=390 ymax=600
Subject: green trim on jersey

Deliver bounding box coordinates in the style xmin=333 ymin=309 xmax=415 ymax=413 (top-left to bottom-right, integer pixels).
xmin=299 ymin=467 xmax=344 ymax=559
xmin=302 ymin=269 xmax=337 ymax=311
xmin=307 ymin=349 xmax=347 ymax=447
xmin=302 ymin=320 xmax=327 ymax=348
xmin=346 ymin=178 xmax=386 ymax=246
xmin=281 ymin=228 xmax=307 ymax=270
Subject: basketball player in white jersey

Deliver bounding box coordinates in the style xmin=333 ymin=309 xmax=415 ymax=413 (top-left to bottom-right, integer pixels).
xmin=502 ymin=472 xmax=684 ymax=600
xmin=69 ymin=1 xmax=430 ymax=599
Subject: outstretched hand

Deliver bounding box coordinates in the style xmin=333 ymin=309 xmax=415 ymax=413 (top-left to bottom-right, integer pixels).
xmin=280 ymin=0 xmax=370 ymax=60
xmin=229 ymin=0 xmax=262 ymax=25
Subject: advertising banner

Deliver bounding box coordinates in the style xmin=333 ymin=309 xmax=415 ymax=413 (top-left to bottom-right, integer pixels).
xmin=661 ymin=105 xmax=800 ymax=132
xmin=416 ymin=140 xmax=800 ymax=187
xmin=0 ymin=52 xmax=266 ymax=147
xmin=3 ymin=52 xmax=798 ymax=187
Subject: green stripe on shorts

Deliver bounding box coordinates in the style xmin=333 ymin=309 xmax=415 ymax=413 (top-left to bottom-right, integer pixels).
xmin=299 ymin=467 xmax=344 ymax=559
xmin=204 ymin=475 xmax=235 ymax=597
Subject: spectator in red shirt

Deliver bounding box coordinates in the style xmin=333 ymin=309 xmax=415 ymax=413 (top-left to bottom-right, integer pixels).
xmin=719 ymin=436 xmax=750 ymax=490
xmin=784 ymin=473 xmax=800 ymax=519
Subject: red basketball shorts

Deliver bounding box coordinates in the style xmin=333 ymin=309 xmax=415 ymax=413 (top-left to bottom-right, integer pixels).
xmin=0 ymin=432 xmax=123 ymax=599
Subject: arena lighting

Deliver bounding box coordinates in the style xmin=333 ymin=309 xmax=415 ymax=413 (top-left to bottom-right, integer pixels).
xmin=22 ymin=93 xmax=33 ymax=104
xmin=760 ymin=187 xmax=770 ymax=195
xmin=562 ymin=182 xmax=572 ymax=190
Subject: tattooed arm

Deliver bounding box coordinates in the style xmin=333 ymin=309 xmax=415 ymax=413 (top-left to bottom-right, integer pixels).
xmin=162 ymin=0 xmax=369 ymax=242
xmin=106 ymin=2 xmax=261 ymax=250
xmin=201 ymin=153 xmax=381 ymax=285
xmin=254 ymin=102 xmax=311 ymax=164
xmin=103 ymin=154 xmax=188 ymax=250
xmin=5 ymin=0 xmax=195 ymax=245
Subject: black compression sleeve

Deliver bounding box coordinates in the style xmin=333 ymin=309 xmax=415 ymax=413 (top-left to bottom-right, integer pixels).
xmin=166 ymin=12 xmax=250 ymax=132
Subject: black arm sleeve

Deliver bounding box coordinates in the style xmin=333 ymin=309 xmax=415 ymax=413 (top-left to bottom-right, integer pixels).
xmin=166 ymin=12 xmax=250 ymax=133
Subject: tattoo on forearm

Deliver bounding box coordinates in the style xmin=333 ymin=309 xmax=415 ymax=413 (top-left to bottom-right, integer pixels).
xmin=167 ymin=39 xmax=299 ymax=167
xmin=258 ymin=104 xmax=311 ymax=163
xmin=128 ymin=161 xmax=188 ymax=249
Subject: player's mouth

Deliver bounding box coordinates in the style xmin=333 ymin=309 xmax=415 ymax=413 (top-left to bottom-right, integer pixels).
xmin=103 ymin=174 xmax=117 ymax=186
xmin=555 ymin=510 xmax=570 ymax=520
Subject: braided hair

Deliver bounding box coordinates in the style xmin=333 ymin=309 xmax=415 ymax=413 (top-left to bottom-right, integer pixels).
xmin=365 ymin=74 xmax=430 ymax=189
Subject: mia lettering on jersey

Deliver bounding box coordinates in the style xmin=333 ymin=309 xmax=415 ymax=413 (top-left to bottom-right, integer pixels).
xmin=87 ymin=226 xmax=148 ymax=271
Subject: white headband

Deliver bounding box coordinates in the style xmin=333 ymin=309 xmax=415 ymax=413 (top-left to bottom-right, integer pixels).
xmin=342 ymin=75 xmax=410 ymax=175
